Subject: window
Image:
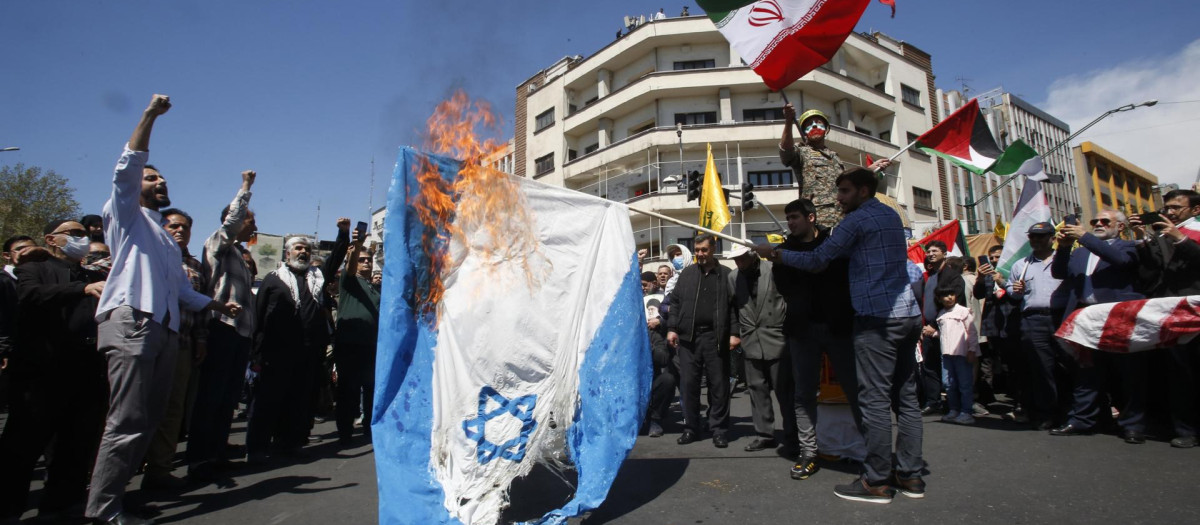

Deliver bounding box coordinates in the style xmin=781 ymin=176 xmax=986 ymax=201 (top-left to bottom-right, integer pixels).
xmin=584 ymin=143 xmax=599 ymax=154
xmin=747 ymin=170 xmax=794 ymax=187
xmin=629 ymin=121 xmax=655 ymax=135
xmin=674 ymin=112 xmax=718 ymax=125
xmin=913 ymin=187 xmax=935 ymax=212
xmin=854 ymin=126 xmax=873 ymax=137
xmin=743 ymin=108 xmax=786 ymax=122
xmin=901 ymin=84 xmax=922 ymax=107
xmin=568 ymin=149 xmax=578 ymax=161
xmin=879 ymin=130 xmax=891 ymax=142
xmin=906 ymin=132 xmax=921 ymax=147
xmin=673 ymin=59 xmax=716 ymax=70
xmin=568 ymin=104 xmax=578 ymax=115
xmin=535 ymin=108 xmax=555 ymax=132
xmin=874 ymin=81 xmax=886 ymax=93
xmin=584 ymin=96 xmax=598 ymax=106
xmin=534 ymin=153 xmax=554 ymax=176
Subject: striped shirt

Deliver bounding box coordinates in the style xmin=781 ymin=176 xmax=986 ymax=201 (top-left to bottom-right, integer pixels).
xmin=202 ymin=189 xmax=256 ymax=338
xmin=778 ymin=197 xmax=920 ymax=319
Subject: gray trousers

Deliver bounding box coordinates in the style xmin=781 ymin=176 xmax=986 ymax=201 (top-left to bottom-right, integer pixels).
xmin=744 ymin=353 xmax=796 ymax=443
xmin=789 ymin=322 xmax=862 ymax=457
xmin=144 ymin=339 xmax=194 ymax=476
xmin=86 ymin=307 xmax=179 ymax=520
xmin=853 ymin=315 xmax=923 ymax=485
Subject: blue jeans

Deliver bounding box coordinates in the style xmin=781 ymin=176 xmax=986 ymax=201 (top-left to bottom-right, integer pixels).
xmin=941 ymin=355 xmax=973 ymax=415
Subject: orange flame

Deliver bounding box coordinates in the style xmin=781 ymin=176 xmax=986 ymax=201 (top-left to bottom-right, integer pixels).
xmin=410 ymin=91 xmax=547 ymax=323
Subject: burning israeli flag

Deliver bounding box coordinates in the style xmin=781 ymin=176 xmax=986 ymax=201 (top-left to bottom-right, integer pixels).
xmin=373 ymin=95 xmax=650 ymax=525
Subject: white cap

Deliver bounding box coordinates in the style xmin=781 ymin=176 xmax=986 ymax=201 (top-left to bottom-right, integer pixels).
xmin=729 ymin=244 xmax=753 ymax=259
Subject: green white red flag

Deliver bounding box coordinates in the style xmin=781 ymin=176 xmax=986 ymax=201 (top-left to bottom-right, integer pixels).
xmin=914 ymin=98 xmax=1003 ymax=174
xmin=907 ymin=220 xmax=970 ymax=265
xmin=696 ymin=0 xmax=891 ymax=90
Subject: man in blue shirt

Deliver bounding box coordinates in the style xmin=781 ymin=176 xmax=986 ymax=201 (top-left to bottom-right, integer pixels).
xmin=755 ymin=168 xmax=923 ymax=504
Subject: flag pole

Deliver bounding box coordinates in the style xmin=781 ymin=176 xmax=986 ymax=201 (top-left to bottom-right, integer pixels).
xmin=628 ymin=207 xmax=756 ymax=248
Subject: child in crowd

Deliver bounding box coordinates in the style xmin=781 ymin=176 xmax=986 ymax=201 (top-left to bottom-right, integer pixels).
xmin=932 ymin=284 xmax=981 ymax=424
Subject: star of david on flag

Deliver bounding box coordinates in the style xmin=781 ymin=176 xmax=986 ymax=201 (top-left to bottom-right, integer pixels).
xmin=463 ymin=386 xmax=538 ymax=464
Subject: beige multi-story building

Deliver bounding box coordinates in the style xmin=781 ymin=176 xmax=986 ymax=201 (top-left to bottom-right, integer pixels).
xmin=512 ymin=15 xmax=945 ymax=258
xmin=1072 ymin=141 xmax=1161 ymax=221
xmin=937 ymin=89 xmax=1080 ymax=233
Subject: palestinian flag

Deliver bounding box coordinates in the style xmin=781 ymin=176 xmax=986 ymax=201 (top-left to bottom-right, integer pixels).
xmin=914 ymin=98 xmax=1002 ymax=174
xmin=696 ymin=0 xmax=884 ymax=90
xmin=994 ymin=175 xmax=1053 ymax=280
xmin=907 ymin=220 xmax=970 ymax=265
xmin=991 ymin=139 xmax=1059 ymax=183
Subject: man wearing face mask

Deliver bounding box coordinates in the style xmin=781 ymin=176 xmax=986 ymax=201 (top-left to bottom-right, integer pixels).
xmin=780 ymin=104 xmax=891 ymax=228
xmin=0 ymin=220 xmax=108 ymax=522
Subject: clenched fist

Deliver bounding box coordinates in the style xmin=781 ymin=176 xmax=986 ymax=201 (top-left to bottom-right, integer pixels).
xmin=145 ymin=94 xmax=171 ymax=116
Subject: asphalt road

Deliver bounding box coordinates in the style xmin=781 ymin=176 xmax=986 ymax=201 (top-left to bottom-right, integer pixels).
xmin=11 ymin=388 xmax=1200 ymax=524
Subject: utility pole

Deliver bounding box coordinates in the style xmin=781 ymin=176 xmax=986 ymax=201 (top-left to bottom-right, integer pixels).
xmin=368 ymin=157 xmax=376 ymax=219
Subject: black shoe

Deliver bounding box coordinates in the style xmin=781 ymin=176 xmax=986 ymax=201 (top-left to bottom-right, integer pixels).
xmin=95 ymin=511 xmax=156 ymax=524
xmin=1121 ymin=429 xmax=1146 ymax=444
xmin=890 ymin=474 xmax=926 ymax=499
xmin=1171 ymin=436 xmax=1198 ymax=448
xmin=833 ymin=476 xmax=894 ymax=504
xmin=677 ymin=430 xmax=699 ymax=445
xmin=790 ymin=455 xmax=820 ymax=480
xmin=743 ymin=438 xmax=777 ymax=452
xmin=712 ymin=433 xmax=729 ymax=448
xmin=1049 ymin=423 xmax=1092 ymax=436
xmin=648 ymin=420 xmax=664 ymax=438
xmin=920 ymin=405 xmax=942 ymax=417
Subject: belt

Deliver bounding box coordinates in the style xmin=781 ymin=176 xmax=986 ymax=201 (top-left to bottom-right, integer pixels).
xmin=1022 ymin=308 xmax=1052 ymax=316
xmin=694 ymin=324 xmax=715 ymax=332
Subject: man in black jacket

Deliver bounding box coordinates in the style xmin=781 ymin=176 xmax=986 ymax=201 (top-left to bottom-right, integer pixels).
xmin=0 ymin=220 xmax=107 ymax=521
xmin=247 ymin=220 xmax=349 ymax=461
xmin=666 ymin=234 xmax=736 ymax=448
xmin=1131 ymin=189 xmax=1200 ymax=448
xmin=772 ymin=199 xmax=859 ymax=480
xmin=974 ymin=245 xmax=1025 ymax=422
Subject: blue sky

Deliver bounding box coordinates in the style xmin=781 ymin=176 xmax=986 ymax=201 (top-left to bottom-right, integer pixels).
xmin=3 ymin=1 xmax=1197 ymax=252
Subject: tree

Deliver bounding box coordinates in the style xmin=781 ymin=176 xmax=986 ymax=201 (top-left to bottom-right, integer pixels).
xmin=0 ymin=164 xmax=81 ymax=241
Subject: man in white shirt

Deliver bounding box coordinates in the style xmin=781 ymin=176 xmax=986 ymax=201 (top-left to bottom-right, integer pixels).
xmin=86 ymin=94 xmax=239 ymax=525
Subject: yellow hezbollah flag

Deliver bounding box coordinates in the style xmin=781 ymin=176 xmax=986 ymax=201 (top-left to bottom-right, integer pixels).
xmin=698 ymin=143 xmax=731 ymax=233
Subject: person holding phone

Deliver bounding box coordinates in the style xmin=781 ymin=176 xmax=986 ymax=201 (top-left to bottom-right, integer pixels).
xmin=974 ymin=246 xmax=1026 ymax=423
xmin=1048 ymin=209 xmax=1145 ymax=443
xmin=333 ymin=221 xmax=381 ymax=445
xmin=1004 ymin=222 xmax=1068 ymax=431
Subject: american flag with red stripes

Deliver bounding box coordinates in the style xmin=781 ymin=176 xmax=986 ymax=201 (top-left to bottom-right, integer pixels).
xmin=1055 ymin=295 xmax=1200 ymax=353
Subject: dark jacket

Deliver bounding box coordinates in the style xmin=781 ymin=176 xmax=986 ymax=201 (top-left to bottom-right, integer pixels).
xmin=252 ymin=230 xmax=348 ymax=365
xmin=973 ymin=272 xmax=1020 ymax=339
xmin=13 ymin=257 xmax=103 ymax=371
xmin=773 ymin=229 xmax=854 ymax=335
xmin=1051 ymin=234 xmax=1141 ymax=313
xmin=0 ymin=271 xmax=18 ymax=361
xmin=1136 ymin=235 xmax=1200 ymax=297
xmin=730 ymin=260 xmax=787 ymax=360
xmin=666 ymin=262 xmax=735 ymax=347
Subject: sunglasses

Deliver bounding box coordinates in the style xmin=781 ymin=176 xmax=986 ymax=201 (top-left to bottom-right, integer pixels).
xmin=1089 ymin=218 xmax=1112 ymax=227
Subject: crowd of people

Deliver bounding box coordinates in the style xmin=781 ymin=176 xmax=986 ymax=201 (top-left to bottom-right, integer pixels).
xmin=0 ymin=95 xmax=381 ymax=525
xmin=636 ymin=102 xmax=1200 ymax=504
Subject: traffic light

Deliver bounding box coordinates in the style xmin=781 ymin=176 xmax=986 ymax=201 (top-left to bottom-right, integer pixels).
xmin=686 ymin=170 xmax=702 ymax=201
xmin=741 ymin=182 xmax=756 ymax=211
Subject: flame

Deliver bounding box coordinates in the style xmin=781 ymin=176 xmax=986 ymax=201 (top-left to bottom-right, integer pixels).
xmin=410 ymin=91 xmax=548 ymax=323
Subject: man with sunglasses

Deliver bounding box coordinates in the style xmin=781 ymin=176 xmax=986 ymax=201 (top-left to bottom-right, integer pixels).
xmin=1049 ymin=209 xmax=1145 ymax=443
xmin=779 ymin=104 xmax=891 ymax=228
xmin=0 ymin=220 xmax=108 ymax=521
xmin=1131 ymin=189 xmax=1200 ymax=448
xmin=333 ymin=227 xmax=381 ymax=445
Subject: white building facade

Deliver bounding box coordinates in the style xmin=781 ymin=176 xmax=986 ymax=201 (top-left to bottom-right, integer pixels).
xmin=513 ymin=16 xmax=945 ymax=258
xmin=937 ymin=88 xmax=1080 ymax=233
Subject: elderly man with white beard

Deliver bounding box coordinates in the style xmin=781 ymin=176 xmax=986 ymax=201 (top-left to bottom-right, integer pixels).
xmin=246 ymin=219 xmax=349 ymax=462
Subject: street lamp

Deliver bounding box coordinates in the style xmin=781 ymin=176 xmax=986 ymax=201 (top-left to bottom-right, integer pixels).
xmin=1 ymin=147 xmax=19 ymax=152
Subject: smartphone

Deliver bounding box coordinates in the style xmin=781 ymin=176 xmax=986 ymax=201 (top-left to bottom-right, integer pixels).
xmin=977 ymin=254 xmax=990 ymax=267
xmin=355 ymin=221 xmax=368 ymax=237
xmin=1139 ymin=211 xmax=1165 ymax=225
xmin=1063 ymin=214 xmax=1077 ymax=226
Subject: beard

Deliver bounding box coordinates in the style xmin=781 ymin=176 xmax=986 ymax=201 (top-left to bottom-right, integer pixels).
xmin=286 ymin=255 xmax=310 ymax=272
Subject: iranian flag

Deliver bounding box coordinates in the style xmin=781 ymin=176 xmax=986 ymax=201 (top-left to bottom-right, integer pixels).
xmin=994 ymin=152 xmax=1053 ymax=279
xmin=915 ymin=98 xmax=1003 ymax=174
xmin=697 ymin=0 xmax=886 ymax=90
xmin=907 ymin=221 xmax=970 ymax=265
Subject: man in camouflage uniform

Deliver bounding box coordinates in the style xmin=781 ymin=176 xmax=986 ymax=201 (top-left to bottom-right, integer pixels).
xmin=779 ymin=103 xmax=891 ymax=228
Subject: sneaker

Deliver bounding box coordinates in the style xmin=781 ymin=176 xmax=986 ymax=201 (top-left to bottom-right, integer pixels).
xmin=833 ymin=476 xmax=895 ymax=504
xmin=1171 ymin=436 xmax=1197 ymax=449
xmin=890 ymin=475 xmax=926 ymax=499
xmin=972 ymin=403 xmax=990 ymax=416
xmin=953 ymin=413 xmax=976 ymax=425
xmin=790 ymin=455 xmax=820 ymax=480
xmin=648 ymin=420 xmax=664 ymax=438
xmin=940 ymin=411 xmax=960 ymax=422
xmin=1003 ymin=410 xmax=1029 ymax=424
